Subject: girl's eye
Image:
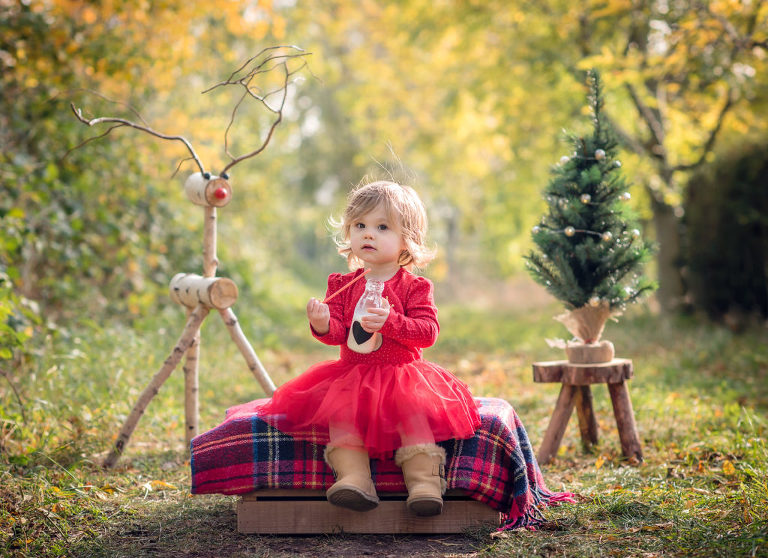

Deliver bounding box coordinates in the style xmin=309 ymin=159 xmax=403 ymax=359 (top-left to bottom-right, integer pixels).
xmin=378 ymin=224 xmax=388 ymax=231
xmin=355 ymin=223 xmax=365 ymax=229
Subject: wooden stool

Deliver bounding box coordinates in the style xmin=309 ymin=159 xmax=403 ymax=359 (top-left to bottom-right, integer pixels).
xmin=532 ymin=359 xmax=642 ymax=464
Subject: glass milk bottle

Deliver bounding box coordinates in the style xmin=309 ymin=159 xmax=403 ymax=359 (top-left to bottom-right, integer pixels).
xmin=347 ymin=279 xmax=384 ymax=353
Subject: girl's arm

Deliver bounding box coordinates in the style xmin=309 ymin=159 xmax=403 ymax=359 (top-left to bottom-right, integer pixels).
xmin=378 ymin=276 xmax=439 ymax=348
xmin=310 ymin=273 xmax=348 ymax=345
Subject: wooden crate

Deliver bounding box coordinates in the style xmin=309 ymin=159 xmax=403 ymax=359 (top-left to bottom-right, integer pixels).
xmin=237 ymin=489 xmax=501 ymax=534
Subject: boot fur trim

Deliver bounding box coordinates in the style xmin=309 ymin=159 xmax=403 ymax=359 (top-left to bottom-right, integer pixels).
xmin=394 ymin=443 xmax=446 ymax=467
xmin=395 ymin=443 xmax=447 ymax=494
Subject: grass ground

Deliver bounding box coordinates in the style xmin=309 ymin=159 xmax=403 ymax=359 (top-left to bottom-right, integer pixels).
xmin=1 ymin=284 xmax=766 ymax=557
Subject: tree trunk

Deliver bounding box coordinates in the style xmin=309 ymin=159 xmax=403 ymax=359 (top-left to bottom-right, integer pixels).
xmin=649 ymin=195 xmax=685 ymax=312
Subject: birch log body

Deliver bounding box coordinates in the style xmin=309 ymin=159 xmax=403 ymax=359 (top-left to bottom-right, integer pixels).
xmin=184 ymin=172 xmax=232 ymax=207
xmin=170 ymin=273 xmax=238 ymax=310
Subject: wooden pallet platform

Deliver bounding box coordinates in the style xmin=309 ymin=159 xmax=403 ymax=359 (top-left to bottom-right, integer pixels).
xmin=237 ymin=489 xmax=501 ymax=534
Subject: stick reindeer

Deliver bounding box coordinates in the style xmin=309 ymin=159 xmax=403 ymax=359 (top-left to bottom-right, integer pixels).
xmin=71 ymin=46 xmax=310 ymax=468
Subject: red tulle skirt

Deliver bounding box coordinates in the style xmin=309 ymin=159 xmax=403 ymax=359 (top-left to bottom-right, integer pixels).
xmin=255 ymin=359 xmax=481 ymax=458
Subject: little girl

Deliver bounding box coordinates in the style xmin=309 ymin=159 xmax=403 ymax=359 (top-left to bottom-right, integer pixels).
xmin=261 ymin=180 xmax=480 ymax=516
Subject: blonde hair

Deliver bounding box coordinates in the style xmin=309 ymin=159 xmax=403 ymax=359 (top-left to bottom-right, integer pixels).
xmin=335 ymin=180 xmax=436 ymax=270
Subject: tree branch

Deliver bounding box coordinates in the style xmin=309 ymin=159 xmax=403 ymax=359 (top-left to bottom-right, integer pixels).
xmin=672 ymin=89 xmax=734 ymax=173
xmin=625 ymin=82 xmax=666 ymax=156
xmin=701 ymin=0 xmax=765 ymax=51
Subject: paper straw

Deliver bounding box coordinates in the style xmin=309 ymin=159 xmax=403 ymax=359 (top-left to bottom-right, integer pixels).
xmin=323 ymin=268 xmax=371 ymax=303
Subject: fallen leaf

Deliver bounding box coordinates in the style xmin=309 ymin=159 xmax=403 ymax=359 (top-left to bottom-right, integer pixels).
xmin=149 ymin=480 xmax=177 ymax=490
xmin=642 ymin=522 xmax=673 ymax=531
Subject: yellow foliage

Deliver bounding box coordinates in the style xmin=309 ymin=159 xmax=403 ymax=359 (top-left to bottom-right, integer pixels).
xmin=6 ymin=0 xmax=764 ymax=289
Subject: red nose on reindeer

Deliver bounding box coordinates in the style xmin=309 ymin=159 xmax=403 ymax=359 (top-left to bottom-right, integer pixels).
xmin=214 ymin=187 xmax=228 ymax=200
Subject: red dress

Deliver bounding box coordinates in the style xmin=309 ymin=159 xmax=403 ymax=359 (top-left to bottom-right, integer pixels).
xmin=256 ymin=267 xmax=480 ymax=458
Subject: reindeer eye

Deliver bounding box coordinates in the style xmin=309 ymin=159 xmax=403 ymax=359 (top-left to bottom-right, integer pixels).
xmin=203 ymin=172 xmax=211 ymax=180
xmin=221 ymin=172 xmax=229 ymax=180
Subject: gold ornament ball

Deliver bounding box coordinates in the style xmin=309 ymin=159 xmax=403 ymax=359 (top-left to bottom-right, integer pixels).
xmin=589 ymin=296 xmax=601 ymax=307
xmin=564 ymin=226 xmax=576 ymax=237
xmin=560 ymin=156 xmax=570 ymax=165
xmin=595 ymin=149 xmax=606 ymax=160
xmin=532 ymin=225 xmax=541 ymax=234
xmin=620 ymin=192 xmax=631 ymax=201
xmin=631 ymin=229 xmax=641 ymax=239
xmin=601 ymin=231 xmax=613 ymax=242
xmin=580 ymin=193 xmax=591 ymax=204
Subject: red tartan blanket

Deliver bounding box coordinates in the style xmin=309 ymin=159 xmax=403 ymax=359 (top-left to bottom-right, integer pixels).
xmin=190 ymin=397 xmax=574 ymax=530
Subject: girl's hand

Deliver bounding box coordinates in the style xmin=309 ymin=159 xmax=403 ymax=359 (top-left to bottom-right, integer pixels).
xmin=307 ymin=297 xmax=330 ymax=334
xmin=361 ymin=298 xmax=390 ymax=333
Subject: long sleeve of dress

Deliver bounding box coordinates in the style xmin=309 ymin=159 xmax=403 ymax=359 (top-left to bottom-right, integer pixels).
xmin=310 ymin=273 xmax=348 ymax=346
xmin=379 ymin=275 xmax=439 ymax=349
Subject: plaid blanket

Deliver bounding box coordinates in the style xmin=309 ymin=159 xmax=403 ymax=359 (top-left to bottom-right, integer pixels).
xmin=190 ymin=397 xmax=574 ymax=530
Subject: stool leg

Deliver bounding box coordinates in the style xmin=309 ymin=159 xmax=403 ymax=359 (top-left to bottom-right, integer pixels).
xmin=537 ymin=384 xmax=577 ymax=465
xmin=608 ymin=382 xmax=643 ymax=463
xmin=574 ymin=385 xmax=599 ymax=451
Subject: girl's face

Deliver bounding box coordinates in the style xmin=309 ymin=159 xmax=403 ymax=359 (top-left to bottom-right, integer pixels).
xmin=348 ymin=204 xmax=405 ymax=270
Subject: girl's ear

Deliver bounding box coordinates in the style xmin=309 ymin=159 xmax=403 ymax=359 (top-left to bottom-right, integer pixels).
xmin=398 ymin=249 xmax=410 ymax=267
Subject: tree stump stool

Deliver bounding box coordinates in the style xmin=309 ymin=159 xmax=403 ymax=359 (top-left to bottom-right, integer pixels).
xmin=532 ymin=358 xmax=642 ymax=464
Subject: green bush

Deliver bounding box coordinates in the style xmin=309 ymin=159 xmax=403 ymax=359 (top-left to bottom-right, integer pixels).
xmin=684 ymin=142 xmax=768 ymax=322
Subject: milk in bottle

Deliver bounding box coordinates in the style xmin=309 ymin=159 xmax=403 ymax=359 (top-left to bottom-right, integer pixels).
xmin=347 ymin=279 xmax=384 ymax=353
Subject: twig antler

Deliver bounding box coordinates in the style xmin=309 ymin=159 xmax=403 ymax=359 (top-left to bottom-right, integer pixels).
xmin=69 ymin=103 xmax=207 ymax=175
xmin=69 ymin=46 xmax=312 ymax=177
xmin=203 ymin=45 xmax=312 ymax=175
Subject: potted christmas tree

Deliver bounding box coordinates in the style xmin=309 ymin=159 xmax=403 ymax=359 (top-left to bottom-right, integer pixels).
xmin=525 ymin=70 xmax=655 ymax=364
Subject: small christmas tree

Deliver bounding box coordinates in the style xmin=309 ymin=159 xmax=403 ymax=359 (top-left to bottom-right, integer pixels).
xmin=525 ymin=70 xmax=655 ymax=362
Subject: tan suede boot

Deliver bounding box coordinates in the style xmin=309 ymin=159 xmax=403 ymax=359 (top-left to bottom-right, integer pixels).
xmin=324 ymin=446 xmax=379 ymax=511
xmin=395 ymin=444 xmax=446 ymax=516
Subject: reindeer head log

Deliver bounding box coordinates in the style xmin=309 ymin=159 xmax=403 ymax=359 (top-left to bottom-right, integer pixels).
xmin=184 ymin=172 xmax=232 ymax=208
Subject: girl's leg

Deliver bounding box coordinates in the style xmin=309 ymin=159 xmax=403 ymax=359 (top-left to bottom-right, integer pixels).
xmin=397 ymin=411 xmax=435 ymax=447
xmin=395 ymin=443 xmax=446 ymax=516
xmin=396 ymin=410 xmax=444 ymax=517
xmin=329 ymin=421 xmax=364 ymax=449
xmin=325 ymin=420 xmax=378 ymax=511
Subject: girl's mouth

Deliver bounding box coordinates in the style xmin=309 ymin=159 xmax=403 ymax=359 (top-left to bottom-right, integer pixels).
xmin=362 ymin=244 xmax=375 ymax=251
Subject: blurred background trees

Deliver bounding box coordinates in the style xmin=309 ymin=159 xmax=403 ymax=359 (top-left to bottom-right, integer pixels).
xmin=1 ymin=0 xmax=766 ymax=363
xmin=684 ymin=141 xmax=768 ymax=326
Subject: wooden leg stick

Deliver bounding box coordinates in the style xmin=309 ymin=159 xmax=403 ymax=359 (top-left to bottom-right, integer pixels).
xmin=103 ymin=305 xmax=210 ymax=469
xmin=574 ymin=385 xmax=599 ymax=451
xmin=537 ymin=384 xmax=577 ymax=465
xmin=219 ymin=308 xmax=277 ymax=395
xmin=608 ymin=381 xmax=643 ymax=463
xmin=183 ymin=315 xmax=201 ymax=445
